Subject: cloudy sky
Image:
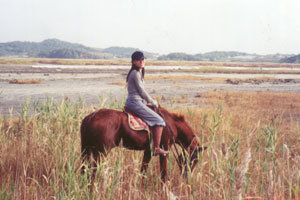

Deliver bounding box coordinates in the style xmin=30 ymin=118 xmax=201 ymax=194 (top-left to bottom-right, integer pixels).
xmin=1 ymin=0 xmax=300 ymax=55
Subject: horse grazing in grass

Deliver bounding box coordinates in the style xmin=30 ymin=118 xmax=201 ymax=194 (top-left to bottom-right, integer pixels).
xmin=80 ymin=106 xmax=206 ymax=182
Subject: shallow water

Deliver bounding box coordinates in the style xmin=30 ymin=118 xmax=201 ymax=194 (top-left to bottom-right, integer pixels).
xmin=32 ymin=64 xmax=300 ymax=71
xmin=161 ymin=72 xmax=300 ymax=79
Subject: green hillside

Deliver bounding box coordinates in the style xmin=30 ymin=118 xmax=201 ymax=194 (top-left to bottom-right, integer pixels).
xmin=0 ymin=38 xmax=295 ymax=62
xmin=280 ymin=54 xmax=300 ymax=63
xmin=158 ymin=51 xmax=293 ymax=62
xmin=0 ymin=39 xmax=156 ymax=59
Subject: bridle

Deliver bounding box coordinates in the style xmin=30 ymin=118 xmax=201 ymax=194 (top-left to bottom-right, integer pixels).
xmin=155 ymin=107 xmax=197 ymax=171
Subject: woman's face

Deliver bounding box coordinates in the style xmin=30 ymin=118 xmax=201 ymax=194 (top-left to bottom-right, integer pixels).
xmin=133 ymin=59 xmax=145 ymax=69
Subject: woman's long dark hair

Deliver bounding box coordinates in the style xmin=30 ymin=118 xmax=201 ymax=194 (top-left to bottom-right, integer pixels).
xmin=126 ymin=64 xmax=145 ymax=82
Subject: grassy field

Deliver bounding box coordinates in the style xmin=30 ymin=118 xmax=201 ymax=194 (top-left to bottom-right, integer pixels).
xmin=0 ymin=91 xmax=300 ymax=199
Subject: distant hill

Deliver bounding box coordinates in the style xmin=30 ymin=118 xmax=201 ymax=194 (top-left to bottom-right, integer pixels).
xmin=157 ymin=52 xmax=199 ymax=61
xmin=280 ymin=54 xmax=300 ymax=63
xmin=0 ymin=39 xmax=157 ymax=59
xmin=0 ymin=38 xmax=295 ymax=62
xmin=38 ymin=48 xmax=113 ymax=59
xmin=102 ymin=46 xmax=159 ymax=59
xmin=0 ymin=39 xmax=96 ymax=58
xmin=201 ymin=51 xmax=250 ymax=61
xmin=157 ymin=51 xmax=293 ymax=63
xmin=103 ymin=47 xmax=139 ymax=58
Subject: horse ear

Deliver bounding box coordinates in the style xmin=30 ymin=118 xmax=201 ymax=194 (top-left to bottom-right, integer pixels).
xmin=173 ymin=114 xmax=185 ymax=121
xmin=179 ymin=115 xmax=185 ymax=121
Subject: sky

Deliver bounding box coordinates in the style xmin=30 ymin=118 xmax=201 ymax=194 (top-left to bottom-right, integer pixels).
xmin=0 ymin=0 xmax=300 ymax=55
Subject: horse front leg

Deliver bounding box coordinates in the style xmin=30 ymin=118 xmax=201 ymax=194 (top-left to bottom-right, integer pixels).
xmin=140 ymin=146 xmax=152 ymax=174
xmin=159 ymin=154 xmax=169 ymax=182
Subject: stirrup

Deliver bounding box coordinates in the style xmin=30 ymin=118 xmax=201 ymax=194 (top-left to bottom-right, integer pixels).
xmin=154 ymin=148 xmax=169 ymax=156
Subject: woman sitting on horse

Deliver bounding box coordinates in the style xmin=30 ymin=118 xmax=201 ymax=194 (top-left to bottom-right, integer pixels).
xmin=125 ymin=51 xmax=168 ymax=156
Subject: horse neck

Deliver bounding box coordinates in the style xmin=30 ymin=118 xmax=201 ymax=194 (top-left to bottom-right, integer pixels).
xmin=173 ymin=119 xmax=198 ymax=153
xmin=160 ymin=107 xmax=198 ymax=152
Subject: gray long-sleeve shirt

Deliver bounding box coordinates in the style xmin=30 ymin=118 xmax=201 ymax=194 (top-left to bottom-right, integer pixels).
xmin=126 ymin=69 xmax=155 ymax=105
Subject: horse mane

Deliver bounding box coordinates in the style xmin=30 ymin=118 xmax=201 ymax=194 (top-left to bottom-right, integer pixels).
xmin=172 ymin=113 xmax=185 ymax=121
xmin=160 ymin=106 xmax=196 ymax=149
xmin=159 ymin=107 xmax=185 ymax=122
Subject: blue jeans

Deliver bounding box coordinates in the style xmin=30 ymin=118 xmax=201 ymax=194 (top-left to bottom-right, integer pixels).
xmin=125 ymin=99 xmax=165 ymax=127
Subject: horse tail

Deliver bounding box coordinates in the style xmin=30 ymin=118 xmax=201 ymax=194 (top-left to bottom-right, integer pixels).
xmin=80 ymin=113 xmax=95 ymax=173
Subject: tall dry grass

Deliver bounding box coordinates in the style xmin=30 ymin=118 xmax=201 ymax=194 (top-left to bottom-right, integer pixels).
xmin=0 ymin=92 xmax=299 ymax=199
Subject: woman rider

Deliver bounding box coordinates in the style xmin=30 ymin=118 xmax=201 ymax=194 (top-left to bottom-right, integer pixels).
xmin=125 ymin=51 xmax=168 ymax=156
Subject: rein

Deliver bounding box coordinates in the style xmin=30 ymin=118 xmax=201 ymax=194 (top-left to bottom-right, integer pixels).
xmin=155 ymin=107 xmax=187 ymax=169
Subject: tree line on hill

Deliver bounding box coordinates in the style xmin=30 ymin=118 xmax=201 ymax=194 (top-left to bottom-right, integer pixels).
xmin=0 ymin=38 xmax=299 ymax=63
xmin=156 ymin=52 xmax=296 ymax=63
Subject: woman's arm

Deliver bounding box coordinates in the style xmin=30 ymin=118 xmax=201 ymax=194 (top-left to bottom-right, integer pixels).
xmin=131 ymin=71 xmax=156 ymax=105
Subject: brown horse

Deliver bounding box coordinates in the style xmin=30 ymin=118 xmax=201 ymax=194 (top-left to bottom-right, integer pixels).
xmin=80 ymin=106 xmax=206 ymax=182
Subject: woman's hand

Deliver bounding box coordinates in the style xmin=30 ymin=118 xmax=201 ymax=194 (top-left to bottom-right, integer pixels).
xmin=152 ymin=100 xmax=159 ymax=108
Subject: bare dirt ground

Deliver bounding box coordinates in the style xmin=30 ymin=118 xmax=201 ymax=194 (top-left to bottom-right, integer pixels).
xmin=1 ymin=64 xmax=300 ymax=116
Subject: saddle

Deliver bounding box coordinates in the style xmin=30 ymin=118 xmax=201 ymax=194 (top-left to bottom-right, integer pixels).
xmin=124 ymin=107 xmax=151 ymax=134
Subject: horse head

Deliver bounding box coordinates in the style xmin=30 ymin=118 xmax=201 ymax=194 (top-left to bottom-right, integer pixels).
xmin=169 ymin=112 xmax=207 ymax=176
xmin=178 ymin=138 xmax=207 ymax=177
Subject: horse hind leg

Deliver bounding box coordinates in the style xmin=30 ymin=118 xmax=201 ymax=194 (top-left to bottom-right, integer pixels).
xmin=82 ymin=146 xmax=105 ymax=193
xmin=90 ymin=146 xmax=110 ymax=179
xmin=90 ymin=148 xmax=101 ymax=183
xmin=81 ymin=145 xmax=103 ymax=177
xmin=81 ymin=149 xmax=89 ymax=175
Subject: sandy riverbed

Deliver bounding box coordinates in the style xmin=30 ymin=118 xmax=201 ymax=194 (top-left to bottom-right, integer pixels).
xmin=1 ymin=64 xmax=300 ymax=116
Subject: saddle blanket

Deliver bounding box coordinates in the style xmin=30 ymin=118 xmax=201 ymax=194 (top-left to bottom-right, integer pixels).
xmin=126 ymin=112 xmax=150 ymax=134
